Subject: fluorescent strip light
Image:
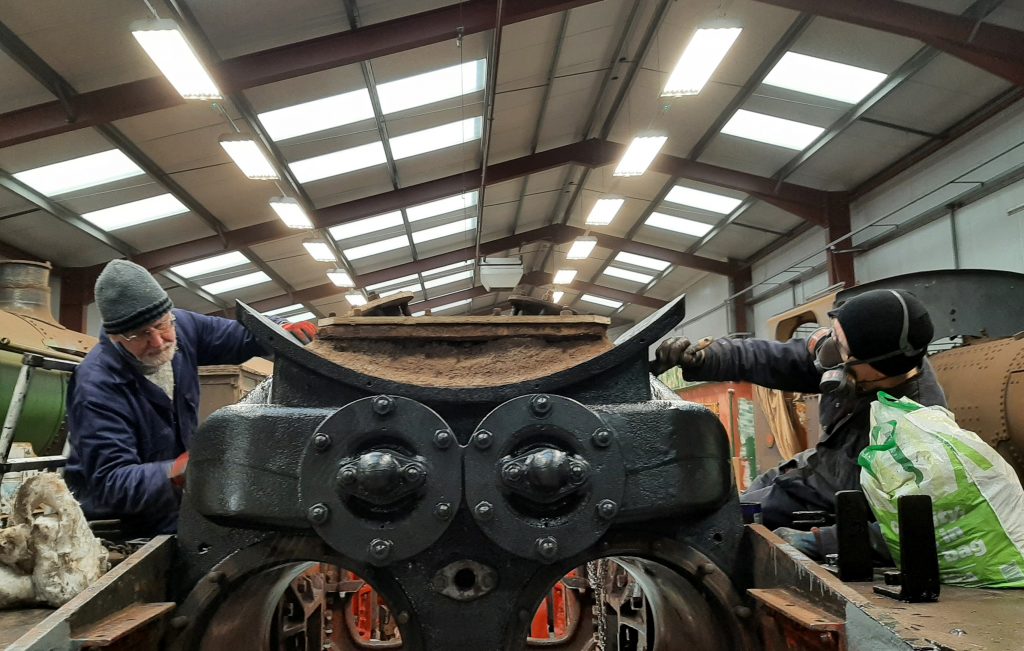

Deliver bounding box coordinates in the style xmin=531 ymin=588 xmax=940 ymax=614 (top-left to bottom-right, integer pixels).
xmin=665 ymin=186 xmax=743 ymax=214
xmin=14 ymin=150 xmax=144 ymax=196
xmin=662 ymin=27 xmax=742 ymax=97
xmin=580 ymin=294 xmax=622 ymax=309
xmin=269 ymin=197 xmax=313 ymax=229
xmin=721 ymin=109 xmax=824 ymax=150
xmin=551 ymin=291 xmax=564 ymax=303
xmin=131 ymin=19 xmax=221 ymax=100
xmin=291 ymin=141 xmax=387 ymax=183
xmin=764 ymin=52 xmax=886 ymax=104
xmin=219 ymin=136 xmax=279 ymax=180
xmin=645 ymin=212 xmax=714 ymax=237
xmin=346 ymin=293 xmax=368 ymax=307
xmin=82 ymin=194 xmax=188 ymax=231
xmin=286 ymin=311 xmax=316 ymax=323
xmin=431 ymin=298 xmax=472 ymax=312
xmin=586 ymin=197 xmax=624 ymax=226
xmin=603 ymin=266 xmax=654 ymax=284
xmin=343 ymin=234 xmax=410 ymax=260
xmin=377 ymin=60 xmax=486 ymax=114
xmin=412 ymin=218 xmax=476 ymax=244
xmin=407 ymin=191 xmax=478 ymax=222
xmin=566 ymin=237 xmax=597 ymax=260
xmin=422 ymin=260 xmax=472 ymax=276
xmin=327 ymin=269 xmax=354 ymax=287
xmin=381 ymin=284 xmax=421 ymax=297
xmin=170 ymin=251 xmax=248 ymax=278
xmin=303 ymin=240 xmax=337 ymax=262
xmin=329 ymin=212 xmax=404 ymax=241
xmin=202 ymin=271 xmax=271 ymax=294
xmin=263 ymin=303 xmax=305 ymax=317
xmin=424 ymin=270 xmax=473 ymax=289
xmin=258 ymin=89 xmax=375 ymax=141
xmin=613 ymin=136 xmax=668 ymax=177
xmin=553 ymin=269 xmax=577 ymax=285
xmin=367 ymin=274 xmax=419 ymax=292
xmin=614 ymin=251 xmax=671 ymax=271
xmin=391 ymin=117 xmax=482 ymax=160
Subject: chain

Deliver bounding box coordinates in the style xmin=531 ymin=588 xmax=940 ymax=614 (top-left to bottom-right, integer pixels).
xmin=587 ymin=559 xmax=608 ymax=651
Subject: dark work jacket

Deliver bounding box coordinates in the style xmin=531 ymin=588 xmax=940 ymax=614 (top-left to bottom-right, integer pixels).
xmin=686 ymin=337 xmax=947 ymax=529
xmin=65 ymin=309 xmax=268 ymax=538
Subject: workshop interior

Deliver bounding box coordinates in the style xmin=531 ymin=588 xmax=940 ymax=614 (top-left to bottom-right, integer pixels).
xmin=1 ymin=0 xmax=1023 ymax=649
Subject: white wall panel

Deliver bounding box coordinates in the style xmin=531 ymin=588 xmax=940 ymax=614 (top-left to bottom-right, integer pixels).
xmin=855 ymin=217 xmax=957 ymax=282
xmin=954 ymin=183 xmax=1024 ymax=273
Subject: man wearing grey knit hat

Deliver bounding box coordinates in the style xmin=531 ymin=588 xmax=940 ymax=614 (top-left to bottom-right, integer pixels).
xmin=65 ymin=259 xmax=316 ymax=537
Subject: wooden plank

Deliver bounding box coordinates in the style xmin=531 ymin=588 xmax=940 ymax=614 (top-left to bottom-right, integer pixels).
xmin=72 ymin=602 xmax=174 ymax=647
xmin=748 ymin=588 xmax=845 ymax=632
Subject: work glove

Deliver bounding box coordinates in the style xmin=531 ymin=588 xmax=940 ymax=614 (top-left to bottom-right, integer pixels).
xmin=169 ymin=452 xmax=189 ymax=490
xmin=650 ymin=336 xmax=713 ymax=376
xmin=774 ymin=526 xmax=824 ymax=560
xmin=283 ymin=321 xmax=318 ymax=345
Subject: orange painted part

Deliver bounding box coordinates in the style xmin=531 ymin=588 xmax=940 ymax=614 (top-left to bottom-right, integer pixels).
xmin=350 ymin=572 xmax=374 ymax=641
xmin=552 ymin=582 xmax=569 ymax=638
xmin=531 ymin=595 xmax=550 ymax=639
xmin=677 ymin=382 xmax=752 ymax=455
xmin=529 ymin=572 xmax=578 ymax=642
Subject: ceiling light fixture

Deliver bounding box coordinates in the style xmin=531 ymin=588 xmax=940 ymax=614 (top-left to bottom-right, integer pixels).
xmin=613 ymin=136 xmax=667 ymax=177
xmin=553 ymin=269 xmax=577 ymax=285
xmin=327 ymin=268 xmax=354 ymax=287
xmin=662 ymin=26 xmax=742 ymax=97
xmin=302 ymin=239 xmax=337 ymax=262
xmin=131 ymin=19 xmax=221 ymax=100
xmin=566 ymin=237 xmax=598 ymax=260
xmin=269 ymin=197 xmax=313 ymax=229
xmin=585 ymin=197 xmax=625 ymax=226
xmin=219 ymin=135 xmax=280 ymax=180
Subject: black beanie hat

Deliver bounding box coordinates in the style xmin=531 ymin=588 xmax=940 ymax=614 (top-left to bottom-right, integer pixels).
xmin=829 ymin=289 xmax=933 ymax=376
xmin=95 ymin=260 xmax=173 ymax=335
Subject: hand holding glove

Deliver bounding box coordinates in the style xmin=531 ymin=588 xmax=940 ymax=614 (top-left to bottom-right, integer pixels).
xmin=651 ymin=336 xmax=713 ymax=376
xmin=283 ymin=321 xmax=318 ymax=345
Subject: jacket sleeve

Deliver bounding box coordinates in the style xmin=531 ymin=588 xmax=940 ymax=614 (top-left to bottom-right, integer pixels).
xmin=68 ymin=397 xmax=178 ymax=517
xmin=188 ymin=311 xmax=270 ymax=366
xmin=685 ymin=337 xmax=823 ymax=394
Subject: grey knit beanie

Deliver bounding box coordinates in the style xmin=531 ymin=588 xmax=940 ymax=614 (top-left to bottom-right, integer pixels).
xmin=95 ymin=260 xmax=173 ymax=334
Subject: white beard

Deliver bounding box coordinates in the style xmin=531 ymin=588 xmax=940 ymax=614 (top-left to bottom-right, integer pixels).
xmin=138 ymin=343 xmax=176 ymax=369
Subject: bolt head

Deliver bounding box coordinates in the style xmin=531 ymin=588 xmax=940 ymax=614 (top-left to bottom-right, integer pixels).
xmin=530 ymin=394 xmax=552 ymax=416
xmin=596 ymin=499 xmax=618 ymax=520
xmin=372 ymin=395 xmax=395 ymax=416
xmin=403 ymin=465 xmax=422 ymax=481
xmin=535 ymin=536 xmax=559 ymax=560
xmin=369 ymin=538 xmax=393 ymax=560
xmin=473 ymin=430 xmax=493 ymax=449
xmin=307 ymin=503 xmax=329 ymax=524
xmin=474 ymin=500 xmax=494 ymax=521
xmin=591 ymin=428 xmax=612 ymax=448
xmin=433 ymin=502 xmax=453 ymax=521
xmin=569 ymin=463 xmax=586 ymax=481
xmin=338 ymin=467 xmax=357 ymax=486
xmin=502 ymin=463 xmax=524 ymax=482
xmin=433 ymin=429 xmax=453 ymax=449
xmin=313 ymin=432 xmax=331 ymax=451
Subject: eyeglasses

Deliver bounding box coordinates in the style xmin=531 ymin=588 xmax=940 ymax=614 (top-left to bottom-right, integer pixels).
xmin=119 ymin=314 xmax=176 ymax=342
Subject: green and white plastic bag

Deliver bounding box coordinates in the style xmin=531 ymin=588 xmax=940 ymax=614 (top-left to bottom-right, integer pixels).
xmin=858 ymin=392 xmax=1024 ymax=588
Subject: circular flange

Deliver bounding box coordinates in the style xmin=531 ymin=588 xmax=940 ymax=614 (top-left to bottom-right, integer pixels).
xmin=464 ymin=394 xmax=625 ymax=562
xmin=299 ymin=395 xmax=461 ymax=565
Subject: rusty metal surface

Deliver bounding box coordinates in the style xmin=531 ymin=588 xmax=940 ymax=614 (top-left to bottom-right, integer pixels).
xmin=931 ymin=336 xmax=1024 ymax=477
xmin=318 ymin=315 xmax=610 ymax=342
xmin=0 ymin=610 xmax=52 ymax=649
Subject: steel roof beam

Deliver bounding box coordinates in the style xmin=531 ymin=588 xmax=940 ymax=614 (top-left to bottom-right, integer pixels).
xmin=751 ymin=0 xmax=1024 ymax=85
xmin=0 ymin=0 xmax=601 ymax=149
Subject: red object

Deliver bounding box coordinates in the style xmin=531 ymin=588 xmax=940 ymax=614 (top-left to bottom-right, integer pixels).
xmin=283 ymin=321 xmax=317 ymax=344
xmin=169 ymin=452 xmax=189 ymax=489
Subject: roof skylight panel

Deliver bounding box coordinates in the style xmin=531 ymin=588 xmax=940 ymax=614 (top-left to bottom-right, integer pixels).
xmin=645 ymin=212 xmax=714 ymax=237
xmin=377 ymin=60 xmax=486 ymax=114
xmin=381 ymin=284 xmax=422 ymax=297
xmin=407 ymin=192 xmax=478 ymax=222
xmin=343 ymin=234 xmax=411 ymax=260
xmin=258 ymin=89 xmax=375 ymax=141
xmin=329 ymin=212 xmax=405 ymax=241
xmin=423 ymin=270 xmax=473 ymax=289
xmin=285 ymin=311 xmax=316 ymax=323
xmin=82 ymin=194 xmax=188 ymax=231
xmin=421 ymin=260 xmax=473 ymax=276
xmin=721 ymin=109 xmax=824 ymax=150
xmin=580 ymin=294 xmax=622 ymax=309
xmin=764 ymin=52 xmax=887 ymax=104
xmin=430 ymin=298 xmax=472 ymax=313
xmin=14 ymin=150 xmax=144 ymax=196
xmin=170 ymin=251 xmax=249 ymax=278
xmin=366 ymin=274 xmax=420 ymax=292
xmin=201 ymin=271 xmax=271 ymax=294
xmin=553 ymin=269 xmax=577 ymax=285
xmin=263 ymin=303 xmax=305 ymax=317
xmin=290 ymin=141 xmax=388 ymax=183
xmin=390 ymin=117 xmax=483 ymax=160
xmin=411 ymin=217 xmax=476 ymax=244
xmin=665 ymin=186 xmax=743 ymax=214
xmin=603 ymin=266 xmax=655 ymax=284
xmin=614 ymin=251 xmax=671 ymax=271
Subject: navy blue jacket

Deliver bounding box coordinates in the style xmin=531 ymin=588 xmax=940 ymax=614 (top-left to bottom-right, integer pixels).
xmin=686 ymin=337 xmax=946 ymax=529
xmin=65 ymin=309 xmax=268 ymax=538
